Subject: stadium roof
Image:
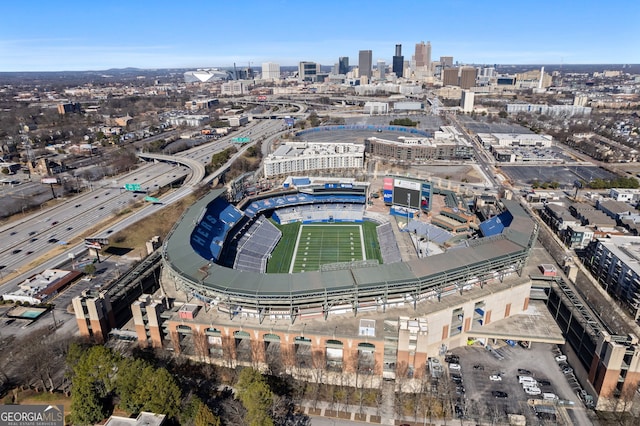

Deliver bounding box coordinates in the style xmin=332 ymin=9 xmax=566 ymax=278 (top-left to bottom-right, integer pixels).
xmin=163 ymin=189 xmax=536 ymax=304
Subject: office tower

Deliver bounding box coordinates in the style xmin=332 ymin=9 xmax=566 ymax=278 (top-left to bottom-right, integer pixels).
xmin=440 ymin=56 xmax=454 ymax=68
xmin=359 ymin=50 xmax=373 ymax=79
xmin=461 ymin=90 xmax=475 ymax=112
xmin=415 ymin=41 xmax=431 ymax=70
xmin=393 ymin=44 xmax=404 ymax=77
xmin=442 ymin=68 xmax=459 ymax=86
xmin=261 ymin=62 xmax=280 ymax=80
xmin=338 ymin=56 xmax=349 ymax=75
xmin=377 ymin=59 xmax=386 ymax=80
xmin=425 ymin=41 xmax=432 ymax=72
xmin=459 ymin=67 xmax=477 ymax=89
xmin=298 ymin=61 xmax=320 ymax=82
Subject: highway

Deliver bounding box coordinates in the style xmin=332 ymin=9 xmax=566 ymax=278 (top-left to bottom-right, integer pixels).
xmin=0 ymin=117 xmax=289 ymax=293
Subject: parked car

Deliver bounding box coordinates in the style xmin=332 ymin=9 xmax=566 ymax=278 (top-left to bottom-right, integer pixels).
xmin=492 ymin=391 xmax=508 ymax=398
xmin=517 ymin=369 xmax=532 ymax=375
xmin=455 ymin=405 xmax=464 ymax=418
xmin=489 ymin=375 xmax=502 ymax=381
xmin=449 ymin=363 xmax=461 ymax=371
xmin=445 ymin=355 xmax=459 ymax=364
xmin=524 ymin=386 xmax=542 ymax=395
xmin=562 ymin=366 xmax=574 ymax=374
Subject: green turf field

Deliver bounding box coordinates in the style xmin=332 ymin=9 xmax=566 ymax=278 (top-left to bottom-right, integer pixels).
xmin=291 ymin=224 xmax=363 ymax=273
xmin=266 ymin=221 xmax=382 ymax=273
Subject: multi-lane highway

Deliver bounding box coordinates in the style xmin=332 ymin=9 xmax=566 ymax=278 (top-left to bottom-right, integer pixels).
xmin=0 ymin=118 xmax=288 ymax=292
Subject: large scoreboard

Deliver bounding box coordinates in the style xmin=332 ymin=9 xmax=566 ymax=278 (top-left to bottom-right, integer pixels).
xmin=383 ymin=176 xmax=432 ymax=211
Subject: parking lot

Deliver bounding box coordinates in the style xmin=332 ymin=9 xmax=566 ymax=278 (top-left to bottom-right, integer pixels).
xmin=500 ymin=164 xmax=617 ymax=187
xmin=443 ymin=342 xmax=593 ymax=424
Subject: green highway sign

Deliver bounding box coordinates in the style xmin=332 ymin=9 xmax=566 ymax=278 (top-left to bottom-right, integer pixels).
xmin=144 ymin=196 xmax=161 ymax=203
xmin=231 ymin=137 xmax=251 ymax=143
xmin=124 ymin=183 xmax=142 ymax=191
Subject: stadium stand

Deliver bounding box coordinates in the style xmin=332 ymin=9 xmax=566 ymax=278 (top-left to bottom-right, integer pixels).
xmin=273 ymin=203 xmax=364 ymax=224
xmin=434 ymin=187 xmax=464 ymax=210
xmin=479 ymin=210 xmax=514 ymax=237
xmin=244 ymin=193 xmax=366 ymax=218
xmin=190 ymin=197 xmax=243 ymax=262
xmin=234 ymin=217 xmax=282 ymax=273
xmin=376 ymin=222 xmax=402 ymax=264
xmin=405 ymin=221 xmax=453 ymax=245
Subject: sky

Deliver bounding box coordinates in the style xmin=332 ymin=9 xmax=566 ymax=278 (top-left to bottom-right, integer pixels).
xmin=1 ymin=0 xmax=638 ymax=72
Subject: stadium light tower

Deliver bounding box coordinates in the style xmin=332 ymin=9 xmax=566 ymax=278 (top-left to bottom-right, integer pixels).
xmin=407 ymin=193 xmax=411 ymax=223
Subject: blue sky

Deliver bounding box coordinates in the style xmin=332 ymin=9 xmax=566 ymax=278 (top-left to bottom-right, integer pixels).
xmin=1 ymin=0 xmax=638 ymax=71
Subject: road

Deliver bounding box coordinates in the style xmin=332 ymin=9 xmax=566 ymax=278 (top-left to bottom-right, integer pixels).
xmin=446 ymin=113 xmax=498 ymax=189
xmin=0 ymin=118 xmax=289 ymax=294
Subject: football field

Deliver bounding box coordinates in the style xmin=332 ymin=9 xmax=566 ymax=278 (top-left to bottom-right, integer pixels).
xmin=290 ymin=224 xmax=365 ymax=273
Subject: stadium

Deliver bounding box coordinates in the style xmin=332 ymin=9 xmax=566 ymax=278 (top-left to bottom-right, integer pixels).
xmin=131 ymin=176 xmax=555 ymax=387
xmin=162 ymin=180 xmax=538 ymax=322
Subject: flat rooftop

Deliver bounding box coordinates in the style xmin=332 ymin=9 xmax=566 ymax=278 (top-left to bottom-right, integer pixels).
xmin=467 ymin=300 xmax=565 ymax=344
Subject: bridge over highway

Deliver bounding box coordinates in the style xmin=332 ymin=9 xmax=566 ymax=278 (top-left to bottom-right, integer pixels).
xmin=137 ymin=152 xmax=206 ymax=187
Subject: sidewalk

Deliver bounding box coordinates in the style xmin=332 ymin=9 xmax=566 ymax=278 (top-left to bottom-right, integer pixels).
xmin=298 ymin=398 xmax=477 ymax=426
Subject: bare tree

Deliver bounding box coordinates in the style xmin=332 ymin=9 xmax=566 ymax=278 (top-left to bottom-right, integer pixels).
xmin=221 ymin=335 xmax=236 ymax=369
xmin=192 ymin=329 xmax=209 ymax=362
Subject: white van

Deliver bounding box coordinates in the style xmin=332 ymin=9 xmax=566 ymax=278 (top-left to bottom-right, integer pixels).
xmin=543 ymin=393 xmax=558 ymax=401
xmin=518 ymin=376 xmax=536 ymax=384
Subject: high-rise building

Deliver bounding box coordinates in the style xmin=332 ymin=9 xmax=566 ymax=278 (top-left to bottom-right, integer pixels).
xmin=459 ymin=67 xmax=477 ymax=89
xmin=440 ymin=56 xmax=454 ymax=68
xmin=359 ymin=50 xmax=372 ymax=79
xmin=377 ymin=60 xmax=386 ymax=80
xmin=461 ymin=90 xmax=475 ymax=112
xmin=392 ymin=44 xmax=404 ymax=77
xmin=261 ymin=62 xmax=280 ymax=80
xmin=338 ymin=56 xmax=349 ymax=75
xmin=442 ymin=68 xmax=459 ymax=86
xmin=415 ymin=41 xmax=431 ymax=70
xmin=298 ymin=61 xmax=320 ymax=82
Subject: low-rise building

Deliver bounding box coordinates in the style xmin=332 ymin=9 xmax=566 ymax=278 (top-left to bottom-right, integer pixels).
xmin=2 ymin=269 xmax=81 ymax=304
xmin=563 ymin=225 xmax=595 ymax=248
xmin=610 ymin=188 xmax=640 ymax=204
xmin=478 ymin=133 xmax=553 ymax=148
xmin=598 ymin=199 xmax=635 ymax=222
xmin=166 ymin=115 xmax=210 ymax=127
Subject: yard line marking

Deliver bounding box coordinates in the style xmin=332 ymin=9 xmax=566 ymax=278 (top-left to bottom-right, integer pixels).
xmin=289 ymin=223 xmax=305 ymax=274
xmin=359 ymin=224 xmax=366 ymax=260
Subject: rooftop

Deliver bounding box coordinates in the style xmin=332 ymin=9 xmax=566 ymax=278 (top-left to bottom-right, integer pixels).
xmin=104 ymin=412 xmax=166 ymax=426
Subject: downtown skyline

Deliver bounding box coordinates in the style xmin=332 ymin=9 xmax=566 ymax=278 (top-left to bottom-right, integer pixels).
xmin=1 ymin=0 xmax=639 ymax=72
